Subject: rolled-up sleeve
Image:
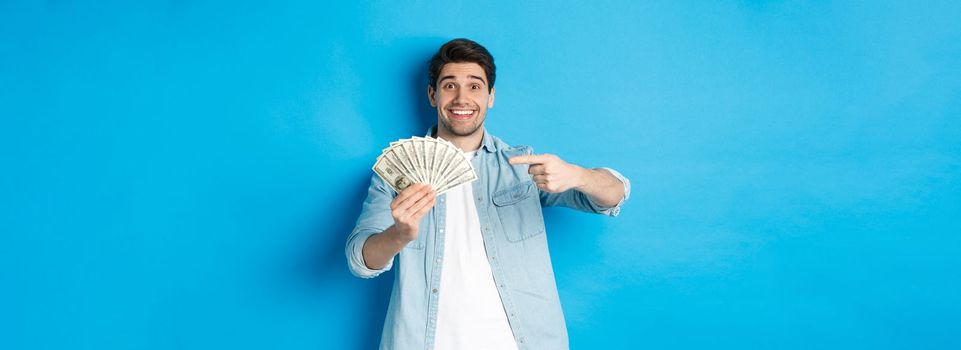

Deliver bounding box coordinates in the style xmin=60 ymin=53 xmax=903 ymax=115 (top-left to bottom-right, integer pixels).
xmin=585 ymin=167 xmax=631 ymax=217
xmin=345 ymin=174 xmax=396 ymax=279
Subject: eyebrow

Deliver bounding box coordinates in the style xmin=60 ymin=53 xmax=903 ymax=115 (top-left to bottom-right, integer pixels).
xmin=439 ymin=75 xmax=487 ymax=85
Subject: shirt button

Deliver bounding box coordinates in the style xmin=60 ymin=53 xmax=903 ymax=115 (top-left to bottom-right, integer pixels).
xmin=490 ymin=256 xmax=496 ymax=261
xmin=436 ymin=258 xmax=441 ymax=263
xmin=499 ymin=284 xmax=505 ymax=288
xmin=519 ymin=337 xmax=526 ymax=343
xmin=439 ymin=229 xmax=444 ymax=233
xmin=432 ymin=288 xmax=438 ymax=294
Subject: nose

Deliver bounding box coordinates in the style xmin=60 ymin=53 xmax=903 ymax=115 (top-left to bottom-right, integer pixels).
xmin=452 ymin=86 xmax=468 ymax=104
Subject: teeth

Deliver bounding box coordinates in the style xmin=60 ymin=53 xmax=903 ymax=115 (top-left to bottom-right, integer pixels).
xmin=451 ymin=110 xmax=473 ymax=115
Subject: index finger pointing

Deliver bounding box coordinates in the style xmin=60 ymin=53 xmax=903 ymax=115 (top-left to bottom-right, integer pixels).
xmin=509 ymin=155 xmax=550 ymax=165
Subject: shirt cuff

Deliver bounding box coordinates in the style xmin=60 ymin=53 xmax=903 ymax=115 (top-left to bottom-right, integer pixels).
xmin=347 ymin=229 xmax=394 ymax=279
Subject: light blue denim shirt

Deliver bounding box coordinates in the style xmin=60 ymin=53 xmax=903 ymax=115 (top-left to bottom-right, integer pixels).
xmin=346 ymin=127 xmax=630 ymax=350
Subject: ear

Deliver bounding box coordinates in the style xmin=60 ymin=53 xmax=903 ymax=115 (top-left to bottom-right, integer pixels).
xmin=428 ymin=85 xmax=436 ymax=107
xmin=488 ymin=87 xmax=495 ymax=108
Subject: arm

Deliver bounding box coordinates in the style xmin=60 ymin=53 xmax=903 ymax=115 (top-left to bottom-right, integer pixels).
xmin=346 ymin=176 xmax=436 ymax=278
xmin=509 ymin=154 xmax=630 ymax=214
xmin=572 ymin=167 xmax=626 ymax=207
xmin=361 ymin=226 xmax=412 ymax=270
xmin=361 ymin=184 xmax=436 ymax=270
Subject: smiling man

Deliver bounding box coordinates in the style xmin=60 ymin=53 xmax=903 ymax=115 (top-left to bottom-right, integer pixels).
xmin=346 ymin=38 xmax=631 ymax=349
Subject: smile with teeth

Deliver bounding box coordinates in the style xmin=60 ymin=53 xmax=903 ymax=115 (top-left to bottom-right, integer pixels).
xmin=448 ymin=108 xmax=476 ymax=119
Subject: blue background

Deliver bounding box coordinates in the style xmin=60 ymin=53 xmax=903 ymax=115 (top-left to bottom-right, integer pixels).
xmin=2 ymin=1 xmax=960 ymax=349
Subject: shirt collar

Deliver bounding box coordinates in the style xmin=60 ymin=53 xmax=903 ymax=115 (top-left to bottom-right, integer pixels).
xmin=425 ymin=125 xmax=497 ymax=153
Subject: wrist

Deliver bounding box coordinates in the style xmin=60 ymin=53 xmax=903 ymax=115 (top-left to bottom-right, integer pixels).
xmin=387 ymin=224 xmax=416 ymax=244
xmin=573 ymin=166 xmax=592 ymax=191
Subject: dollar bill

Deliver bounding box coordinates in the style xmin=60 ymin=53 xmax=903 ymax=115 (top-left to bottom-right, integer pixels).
xmin=372 ymin=136 xmax=477 ymax=195
xmin=373 ymin=153 xmax=413 ymax=193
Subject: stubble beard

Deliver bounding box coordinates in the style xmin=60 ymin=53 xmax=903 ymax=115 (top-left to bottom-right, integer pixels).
xmin=438 ymin=110 xmax=485 ymax=138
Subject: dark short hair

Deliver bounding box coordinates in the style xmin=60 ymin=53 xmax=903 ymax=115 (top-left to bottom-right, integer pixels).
xmin=428 ymin=38 xmax=496 ymax=92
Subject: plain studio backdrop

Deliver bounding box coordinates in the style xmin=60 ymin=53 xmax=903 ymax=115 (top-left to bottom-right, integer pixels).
xmin=2 ymin=1 xmax=959 ymax=349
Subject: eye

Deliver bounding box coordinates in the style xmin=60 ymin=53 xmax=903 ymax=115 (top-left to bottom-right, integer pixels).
xmin=445 ymin=83 xmax=455 ymax=89
xmin=471 ymin=84 xmax=480 ymax=90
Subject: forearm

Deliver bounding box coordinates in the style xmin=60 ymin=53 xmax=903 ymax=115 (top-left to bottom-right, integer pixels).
xmin=575 ymin=167 xmax=626 ymax=207
xmin=361 ymin=225 xmax=412 ymax=270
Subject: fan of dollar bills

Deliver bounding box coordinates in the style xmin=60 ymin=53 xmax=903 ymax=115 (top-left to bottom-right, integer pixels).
xmin=373 ymin=137 xmax=477 ymax=195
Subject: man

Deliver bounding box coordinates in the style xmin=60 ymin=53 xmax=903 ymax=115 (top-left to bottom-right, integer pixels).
xmin=346 ymin=38 xmax=630 ymax=349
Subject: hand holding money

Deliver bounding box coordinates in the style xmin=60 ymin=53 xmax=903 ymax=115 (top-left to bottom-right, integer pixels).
xmin=509 ymin=154 xmax=587 ymax=193
xmin=373 ymin=137 xmax=477 ymax=195
xmin=389 ymin=183 xmax=436 ymax=242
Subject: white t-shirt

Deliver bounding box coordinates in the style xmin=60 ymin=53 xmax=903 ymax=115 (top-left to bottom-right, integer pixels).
xmin=434 ymin=150 xmax=518 ymax=350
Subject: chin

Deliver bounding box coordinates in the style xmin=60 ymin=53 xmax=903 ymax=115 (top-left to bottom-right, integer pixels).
xmin=442 ymin=120 xmax=483 ymax=137
xmin=452 ymin=127 xmax=480 ymax=137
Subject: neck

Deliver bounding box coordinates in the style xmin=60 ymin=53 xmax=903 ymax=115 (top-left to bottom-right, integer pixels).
xmin=436 ymin=125 xmax=484 ymax=152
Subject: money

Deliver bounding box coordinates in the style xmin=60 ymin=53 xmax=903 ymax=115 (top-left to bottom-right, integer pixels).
xmin=372 ymin=137 xmax=477 ymax=195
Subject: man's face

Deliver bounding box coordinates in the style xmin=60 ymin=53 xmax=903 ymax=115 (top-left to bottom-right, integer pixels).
xmin=429 ymin=62 xmax=495 ymax=138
